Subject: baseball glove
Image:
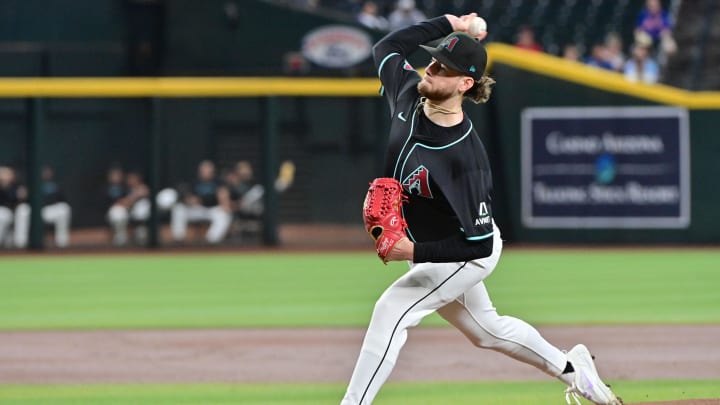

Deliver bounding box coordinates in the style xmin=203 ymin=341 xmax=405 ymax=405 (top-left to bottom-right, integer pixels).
xmin=362 ymin=177 xmax=408 ymax=264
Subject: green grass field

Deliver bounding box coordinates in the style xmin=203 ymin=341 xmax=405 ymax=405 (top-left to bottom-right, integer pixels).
xmin=1 ymin=249 xmax=718 ymax=404
xmin=1 ymin=381 xmax=719 ymax=405
xmin=0 ymin=250 xmax=719 ymax=329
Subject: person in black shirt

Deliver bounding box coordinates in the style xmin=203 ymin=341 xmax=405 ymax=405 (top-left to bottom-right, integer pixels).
xmin=14 ymin=165 xmax=72 ymax=248
xmin=340 ymin=14 xmax=621 ymax=405
xmin=170 ymin=160 xmax=232 ymax=244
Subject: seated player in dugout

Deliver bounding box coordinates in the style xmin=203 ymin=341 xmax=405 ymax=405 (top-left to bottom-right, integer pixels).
xmin=340 ymin=13 xmax=623 ymax=405
xmin=218 ymin=159 xmax=296 ymax=237
xmin=106 ymin=166 xmax=151 ymax=246
xmin=0 ymin=166 xmax=21 ymax=247
xmin=13 ymin=165 xmax=72 ymax=248
xmin=170 ymin=160 xmax=233 ymax=244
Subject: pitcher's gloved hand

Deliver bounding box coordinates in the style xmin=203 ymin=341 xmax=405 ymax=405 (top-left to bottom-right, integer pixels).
xmin=362 ymin=178 xmax=409 ymax=264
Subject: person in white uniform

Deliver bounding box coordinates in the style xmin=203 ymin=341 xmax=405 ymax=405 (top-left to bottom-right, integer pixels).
xmin=0 ymin=166 xmax=21 ymax=247
xmin=170 ymin=160 xmax=232 ymax=244
xmin=340 ymin=14 xmax=622 ymax=405
xmin=14 ymin=165 xmax=71 ymax=248
xmin=106 ymin=167 xmax=151 ymax=246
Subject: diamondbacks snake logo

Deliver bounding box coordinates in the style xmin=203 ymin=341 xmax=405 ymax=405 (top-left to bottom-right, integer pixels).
xmin=441 ymin=36 xmax=459 ymax=52
xmin=402 ymin=165 xmax=433 ymax=199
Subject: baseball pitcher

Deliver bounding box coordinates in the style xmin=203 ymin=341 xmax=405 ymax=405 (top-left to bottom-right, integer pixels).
xmin=342 ymin=14 xmax=622 ymax=405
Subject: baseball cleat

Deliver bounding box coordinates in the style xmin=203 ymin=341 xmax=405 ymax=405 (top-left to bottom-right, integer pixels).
xmin=564 ymin=344 xmax=623 ymax=405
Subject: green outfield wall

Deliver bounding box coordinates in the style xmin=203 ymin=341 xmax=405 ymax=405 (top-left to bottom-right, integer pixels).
xmin=486 ymin=48 xmax=720 ymax=243
xmin=0 ymin=1 xmax=718 ymax=244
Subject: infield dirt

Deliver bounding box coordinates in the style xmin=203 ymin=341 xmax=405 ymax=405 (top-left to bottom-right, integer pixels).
xmin=0 ymin=325 xmax=718 ymax=404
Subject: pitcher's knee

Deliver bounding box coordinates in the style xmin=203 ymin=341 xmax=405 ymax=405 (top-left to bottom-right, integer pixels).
xmin=466 ymin=314 xmax=516 ymax=349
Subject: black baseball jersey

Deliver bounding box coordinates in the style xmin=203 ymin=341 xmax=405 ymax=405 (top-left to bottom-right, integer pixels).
xmin=192 ymin=180 xmax=220 ymax=207
xmin=0 ymin=184 xmax=20 ymax=209
xmin=106 ymin=182 xmax=127 ymax=205
xmin=373 ymin=17 xmax=494 ymax=261
xmin=41 ymin=181 xmax=66 ymax=206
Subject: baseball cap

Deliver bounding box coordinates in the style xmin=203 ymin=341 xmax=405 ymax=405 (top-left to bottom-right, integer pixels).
xmin=419 ymin=32 xmax=487 ymax=80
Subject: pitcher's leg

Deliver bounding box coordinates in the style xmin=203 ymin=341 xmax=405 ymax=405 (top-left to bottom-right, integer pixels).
xmin=341 ymin=259 xmax=496 ymax=405
xmin=437 ymin=281 xmax=570 ymax=383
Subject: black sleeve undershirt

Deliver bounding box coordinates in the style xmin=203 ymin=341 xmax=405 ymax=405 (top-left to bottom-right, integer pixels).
xmin=413 ymin=232 xmax=493 ymax=263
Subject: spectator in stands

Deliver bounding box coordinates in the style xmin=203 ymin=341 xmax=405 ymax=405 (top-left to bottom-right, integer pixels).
xmin=0 ymin=166 xmax=21 ymax=247
xmin=357 ymin=1 xmax=389 ymax=31
xmin=636 ymin=0 xmax=675 ymax=54
xmin=170 ymin=160 xmax=232 ymax=244
xmin=605 ymin=32 xmax=626 ymax=72
xmin=514 ymin=25 xmax=543 ymax=52
xmin=388 ymin=0 xmax=426 ymax=31
xmin=562 ymin=43 xmax=580 ymax=62
xmin=14 ymin=165 xmax=72 ymax=248
xmin=106 ymin=167 xmax=151 ymax=246
xmin=624 ymin=37 xmax=659 ymax=84
xmin=584 ymin=44 xmax=614 ymax=71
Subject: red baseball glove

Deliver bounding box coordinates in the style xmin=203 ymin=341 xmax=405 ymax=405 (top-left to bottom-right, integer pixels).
xmin=362 ymin=177 xmax=408 ymax=264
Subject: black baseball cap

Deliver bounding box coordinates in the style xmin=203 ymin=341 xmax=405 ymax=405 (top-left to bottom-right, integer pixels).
xmin=419 ymin=32 xmax=487 ymax=80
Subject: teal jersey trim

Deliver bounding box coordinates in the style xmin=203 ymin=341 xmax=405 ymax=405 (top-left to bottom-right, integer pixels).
xmin=398 ymin=121 xmax=473 ymax=182
xmin=466 ymin=232 xmax=494 ymax=241
xmin=377 ymin=53 xmax=400 ymax=78
xmin=416 ymin=121 xmax=473 ymax=150
xmin=392 ymin=105 xmax=420 ymax=178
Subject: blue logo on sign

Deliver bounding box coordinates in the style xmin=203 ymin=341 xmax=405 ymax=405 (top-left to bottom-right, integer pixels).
xmin=595 ymin=153 xmax=616 ymax=184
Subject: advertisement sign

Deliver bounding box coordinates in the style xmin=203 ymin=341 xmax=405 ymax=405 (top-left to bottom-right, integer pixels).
xmin=521 ymin=107 xmax=690 ymax=228
xmin=301 ymin=25 xmax=372 ymax=68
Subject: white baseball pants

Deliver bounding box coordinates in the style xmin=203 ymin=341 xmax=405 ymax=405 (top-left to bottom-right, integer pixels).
xmin=170 ymin=204 xmax=232 ymax=243
xmin=107 ymin=199 xmax=151 ymax=245
xmin=13 ymin=202 xmax=71 ymax=248
xmin=341 ymin=224 xmax=569 ymax=405
xmin=0 ymin=206 xmax=13 ymax=247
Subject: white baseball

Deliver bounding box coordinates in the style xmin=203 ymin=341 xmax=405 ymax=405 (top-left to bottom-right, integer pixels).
xmin=469 ymin=17 xmax=487 ymax=36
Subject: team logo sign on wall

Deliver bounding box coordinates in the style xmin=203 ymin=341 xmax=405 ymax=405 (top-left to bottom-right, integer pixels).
xmin=521 ymin=106 xmax=690 ymax=229
xmin=301 ymin=25 xmax=372 ymax=68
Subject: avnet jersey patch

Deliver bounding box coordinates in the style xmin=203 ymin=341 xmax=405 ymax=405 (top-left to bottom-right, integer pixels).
xmin=402 ymin=165 xmax=433 ymax=199
xmin=475 ymin=201 xmax=491 ymax=226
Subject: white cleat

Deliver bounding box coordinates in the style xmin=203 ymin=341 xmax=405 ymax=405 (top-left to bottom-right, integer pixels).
xmin=564 ymin=344 xmax=623 ymax=405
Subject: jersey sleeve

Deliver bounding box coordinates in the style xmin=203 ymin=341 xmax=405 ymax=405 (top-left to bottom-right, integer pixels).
xmin=372 ymin=16 xmax=453 ymax=113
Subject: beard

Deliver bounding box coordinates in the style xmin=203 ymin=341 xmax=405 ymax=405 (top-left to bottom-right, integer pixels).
xmin=417 ymin=79 xmax=455 ymax=101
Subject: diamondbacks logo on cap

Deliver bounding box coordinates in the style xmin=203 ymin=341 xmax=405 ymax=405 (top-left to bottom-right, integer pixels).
xmin=441 ymin=36 xmax=459 ymax=52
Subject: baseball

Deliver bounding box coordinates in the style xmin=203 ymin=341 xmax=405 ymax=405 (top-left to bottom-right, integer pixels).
xmin=469 ymin=17 xmax=487 ymax=36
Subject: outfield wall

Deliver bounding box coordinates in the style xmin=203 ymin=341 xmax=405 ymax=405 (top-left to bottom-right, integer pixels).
xmin=486 ymin=46 xmax=720 ymax=243
xmin=0 ymin=65 xmax=718 ymax=244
